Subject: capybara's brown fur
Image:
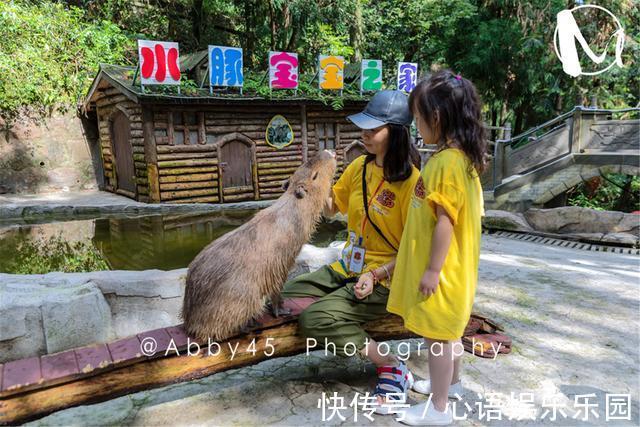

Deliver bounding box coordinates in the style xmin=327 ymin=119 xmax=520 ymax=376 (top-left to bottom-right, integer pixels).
xmin=181 ymin=150 xmax=337 ymax=341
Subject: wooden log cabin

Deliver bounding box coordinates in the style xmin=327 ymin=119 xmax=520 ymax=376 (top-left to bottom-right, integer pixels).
xmin=83 ymin=59 xmax=368 ymax=204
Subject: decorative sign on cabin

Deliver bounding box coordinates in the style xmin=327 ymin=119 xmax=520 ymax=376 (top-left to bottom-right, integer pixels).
xmin=208 ymin=45 xmax=244 ymax=87
xmin=319 ymin=55 xmax=345 ymax=90
xmin=397 ymin=62 xmax=418 ymax=92
xmin=138 ymin=40 xmax=181 ymax=85
xmin=269 ymin=51 xmax=299 ymax=89
xmin=361 ymin=59 xmax=383 ymax=92
xmin=265 ymin=115 xmax=294 ymax=149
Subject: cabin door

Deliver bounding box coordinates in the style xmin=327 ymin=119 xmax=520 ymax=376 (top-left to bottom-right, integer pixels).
xmin=218 ymin=139 xmax=255 ymax=202
xmin=110 ymin=111 xmax=136 ymax=194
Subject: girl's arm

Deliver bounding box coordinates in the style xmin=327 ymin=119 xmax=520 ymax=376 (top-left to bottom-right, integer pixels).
xmin=420 ymin=204 xmax=454 ymax=297
xmin=354 ymin=258 xmax=397 ymax=299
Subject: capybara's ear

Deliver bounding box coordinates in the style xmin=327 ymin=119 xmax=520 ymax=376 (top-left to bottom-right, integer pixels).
xmin=282 ymin=179 xmax=290 ymax=191
xmin=294 ymin=185 xmax=307 ymax=199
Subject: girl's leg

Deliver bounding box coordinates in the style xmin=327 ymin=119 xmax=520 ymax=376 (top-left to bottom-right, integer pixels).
xmin=361 ymin=338 xmax=398 ymax=367
xmin=451 ymin=338 xmax=462 ymax=384
xmin=425 ymin=338 xmax=457 ymax=412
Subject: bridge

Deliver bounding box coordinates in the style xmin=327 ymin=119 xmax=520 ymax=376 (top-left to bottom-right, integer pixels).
xmin=478 ymin=106 xmax=640 ymax=211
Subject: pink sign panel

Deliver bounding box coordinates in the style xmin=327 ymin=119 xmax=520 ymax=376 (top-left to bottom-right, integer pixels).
xmin=269 ymin=51 xmax=299 ymax=89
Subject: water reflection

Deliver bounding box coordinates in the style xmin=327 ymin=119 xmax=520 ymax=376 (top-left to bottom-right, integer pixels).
xmin=0 ymin=210 xmax=345 ymax=272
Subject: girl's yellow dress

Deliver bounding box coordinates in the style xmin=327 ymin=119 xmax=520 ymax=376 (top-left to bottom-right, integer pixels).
xmin=387 ymin=148 xmax=484 ymax=340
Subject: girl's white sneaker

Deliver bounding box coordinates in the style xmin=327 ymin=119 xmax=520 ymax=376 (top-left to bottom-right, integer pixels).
xmin=398 ymin=400 xmax=453 ymax=426
xmin=412 ymin=379 xmax=463 ymax=398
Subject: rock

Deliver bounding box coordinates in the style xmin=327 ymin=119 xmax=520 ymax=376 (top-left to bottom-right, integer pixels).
xmin=41 ymin=282 xmax=113 ymax=354
xmin=524 ymin=207 xmax=639 ymax=237
xmin=482 ymin=210 xmax=533 ymax=232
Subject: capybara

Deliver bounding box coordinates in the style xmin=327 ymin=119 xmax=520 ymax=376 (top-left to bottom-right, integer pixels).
xmin=181 ymin=150 xmax=337 ymax=341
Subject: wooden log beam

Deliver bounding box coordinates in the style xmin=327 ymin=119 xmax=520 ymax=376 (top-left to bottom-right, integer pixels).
xmin=0 ymin=311 xmax=414 ymax=425
xmin=157 ymin=145 xmax=216 ymax=154
xmin=160 ymin=188 xmax=218 ymax=200
xmin=159 ymin=181 xmax=217 ymax=191
xmin=159 ymin=173 xmax=218 ymax=183
xmin=158 ymin=159 xmax=218 ymax=168
xmin=159 ymin=166 xmax=218 ymax=176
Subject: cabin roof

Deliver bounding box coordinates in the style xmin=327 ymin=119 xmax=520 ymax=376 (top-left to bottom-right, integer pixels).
xmin=83 ymin=62 xmax=369 ymax=112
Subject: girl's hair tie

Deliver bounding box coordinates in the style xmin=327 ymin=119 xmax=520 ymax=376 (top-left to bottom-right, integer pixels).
xmin=454 ymin=74 xmax=462 ymax=81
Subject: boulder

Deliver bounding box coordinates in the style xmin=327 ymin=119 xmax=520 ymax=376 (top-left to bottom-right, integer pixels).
xmin=482 ymin=210 xmax=533 ymax=232
xmin=524 ymin=207 xmax=639 ymax=237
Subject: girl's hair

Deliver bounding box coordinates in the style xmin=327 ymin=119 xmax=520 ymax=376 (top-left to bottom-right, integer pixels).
xmin=365 ymin=124 xmax=421 ymax=182
xmin=409 ymin=70 xmax=488 ymax=176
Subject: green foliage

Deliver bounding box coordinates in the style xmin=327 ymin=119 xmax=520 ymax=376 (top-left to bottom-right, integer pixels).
xmin=3 ymin=233 xmax=109 ymax=274
xmin=1 ymin=0 xmax=637 ymax=129
xmin=568 ymin=174 xmax=640 ymax=213
xmin=0 ymin=1 xmax=132 ymax=123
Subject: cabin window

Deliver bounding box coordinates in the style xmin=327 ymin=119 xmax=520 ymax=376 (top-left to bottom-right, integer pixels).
xmin=317 ymin=122 xmax=336 ymax=150
xmin=170 ymin=111 xmax=204 ymax=145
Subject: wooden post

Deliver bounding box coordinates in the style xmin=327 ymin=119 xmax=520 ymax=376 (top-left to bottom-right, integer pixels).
xmin=142 ymin=108 xmax=160 ymax=203
xmin=300 ymin=104 xmax=308 ymax=162
xmin=571 ymin=107 xmax=583 ymax=154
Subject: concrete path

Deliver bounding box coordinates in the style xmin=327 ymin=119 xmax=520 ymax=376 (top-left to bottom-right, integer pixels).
xmin=27 ymin=234 xmax=640 ymax=426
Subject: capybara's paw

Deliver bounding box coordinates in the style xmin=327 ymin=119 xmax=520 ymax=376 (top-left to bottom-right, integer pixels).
xmin=266 ymin=300 xmax=292 ymax=318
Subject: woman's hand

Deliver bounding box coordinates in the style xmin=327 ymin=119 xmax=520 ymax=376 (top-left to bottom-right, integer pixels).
xmin=354 ymin=272 xmax=375 ymax=299
xmin=419 ymin=268 xmax=440 ymax=297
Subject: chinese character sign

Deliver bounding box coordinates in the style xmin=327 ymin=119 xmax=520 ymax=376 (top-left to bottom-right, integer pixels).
xmin=138 ymin=40 xmax=181 ymax=85
xmin=361 ymin=59 xmax=382 ymax=92
xmin=269 ymin=51 xmax=298 ymax=89
xmin=319 ymin=55 xmax=345 ymax=90
xmin=397 ymin=62 xmax=418 ymax=92
xmin=208 ymin=46 xmax=243 ymax=87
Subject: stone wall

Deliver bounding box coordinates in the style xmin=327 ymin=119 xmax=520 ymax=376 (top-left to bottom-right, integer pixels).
xmin=0 ymin=112 xmax=102 ymax=194
xmin=0 ymin=243 xmax=342 ymax=363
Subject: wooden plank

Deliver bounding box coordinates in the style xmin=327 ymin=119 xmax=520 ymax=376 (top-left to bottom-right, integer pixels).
xmin=107 ymin=336 xmax=143 ymax=363
xmin=157 ymin=152 xmax=217 ymax=161
xmin=41 ymin=350 xmax=79 ymax=382
xmin=159 ymin=173 xmax=218 ymax=183
xmin=157 ymin=145 xmax=216 ymax=154
xmin=75 ymin=344 xmax=113 ymax=374
xmin=161 ymin=188 xmax=218 ymax=200
xmin=222 ymin=185 xmax=253 ymax=195
xmin=159 ymin=181 xmax=217 ymax=191
xmin=159 ymin=166 xmax=218 ymax=176
xmin=1 ymin=356 xmax=40 ymax=392
xmin=158 ymin=159 xmax=218 ymax=168
xmin=0 ymin=315 xmax=412 ymax=424
xmin=164 ymin=196 xmax=220 ymax=204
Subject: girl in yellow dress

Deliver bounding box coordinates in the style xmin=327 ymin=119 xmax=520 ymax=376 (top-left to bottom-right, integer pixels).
xmin=387 ymin=71 xmax=487 ymax=426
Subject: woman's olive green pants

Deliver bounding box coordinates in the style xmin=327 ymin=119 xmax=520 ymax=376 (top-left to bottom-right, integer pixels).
xmin=281 ymin=265 xmax=390 ymax=357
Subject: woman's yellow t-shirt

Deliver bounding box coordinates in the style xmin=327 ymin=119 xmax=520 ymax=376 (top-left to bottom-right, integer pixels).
xmin=330 ymin=155 xmax=420 ymax=288
xmin=387 ymin=148 xmax=484 ymax=339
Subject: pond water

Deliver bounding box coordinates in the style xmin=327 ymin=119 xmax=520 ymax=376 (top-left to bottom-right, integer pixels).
xmin=0 ymin=210 xmax=346 ymax=273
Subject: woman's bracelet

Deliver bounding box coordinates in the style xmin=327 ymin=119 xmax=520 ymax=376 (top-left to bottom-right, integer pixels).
xmin=382 ymin=265 xmax=391 ymax=280
xmin=369 ymin=270 xmax=379 ymax=284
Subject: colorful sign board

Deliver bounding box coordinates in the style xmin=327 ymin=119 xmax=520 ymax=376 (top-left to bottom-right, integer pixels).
xmin=361 ymin=59 xmax=383 ymax=92
xmin=319 ymin=55 xmax=345 ymax=90
xmin=208 ymin=45 xmax=243 ymax=87
xmin=269 ymin=51 xmax=299 ymax=89
xmin=397 ymin=62 xmax=418 ymax=92
xmin=138 ymin=40 xmax=181 ymax=85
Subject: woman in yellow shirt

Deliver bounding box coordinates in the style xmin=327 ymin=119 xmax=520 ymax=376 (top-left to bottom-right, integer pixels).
xmin=281 ymin=90 xmax=420 ymax=412
xmin=387 ymin=71 xmax=486 ymax=425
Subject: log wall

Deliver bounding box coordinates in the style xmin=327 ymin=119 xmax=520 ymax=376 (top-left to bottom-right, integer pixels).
xmin=95 ymin=94 xmax=367 ymax=204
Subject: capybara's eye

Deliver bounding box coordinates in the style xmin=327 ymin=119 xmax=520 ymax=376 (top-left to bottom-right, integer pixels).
xmin=312 ymin=171 xmax=319 ymax=180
